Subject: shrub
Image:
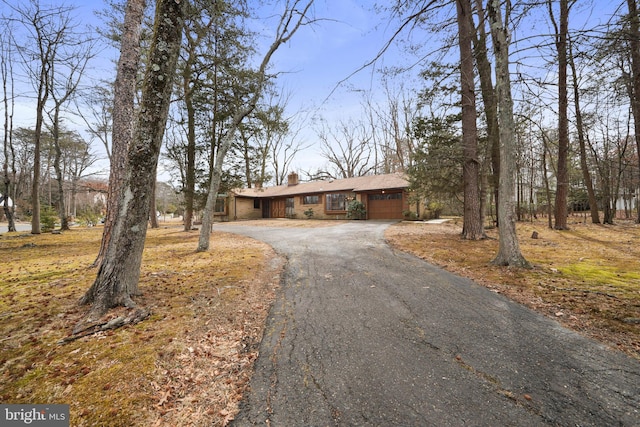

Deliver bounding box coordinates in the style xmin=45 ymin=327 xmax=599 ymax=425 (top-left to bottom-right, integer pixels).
xmin=304 ymin=207 xmax=314 ymax=219
xmin=402 ymin=210 xmax=418 ymax=220
xmin=40 ymin=205 xmax=57 ymax=232
xmin=347 ymin=200 xmax=366 ymax=220
xmin=77 ymin=207 xmax=102 ymax=227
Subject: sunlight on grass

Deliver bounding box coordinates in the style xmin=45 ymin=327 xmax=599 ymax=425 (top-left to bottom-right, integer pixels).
xmin=386 ymin=218 xmax=640 ymax=359
xmin=0 ymin=225 xmax=277 ymax=426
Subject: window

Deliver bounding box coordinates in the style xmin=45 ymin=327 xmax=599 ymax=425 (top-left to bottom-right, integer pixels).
xmin=369 ymin=192 xmax=402 ymax=200
xmin=253 ymin=198 xmax=261 ymax=209
xmin=325 ymin=193 xmax=347 ymax=211
xmin=214 ymin=197 xmax=226 ymax=214
xmin=285 ymin=197 xmax=295 ymax=218
xmin=302 ymin=195 xmax=319 ymax=204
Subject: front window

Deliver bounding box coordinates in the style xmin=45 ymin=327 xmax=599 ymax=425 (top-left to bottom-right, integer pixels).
xmin=253 ymin=198 xmax=261 ymax=209
xmin=285 ymin=197 xmax=295 ymax=218
xmin=326 ymin=193 xmax=347 ymax=211
xmin=302 ymin=195 xmax=319 ymax=204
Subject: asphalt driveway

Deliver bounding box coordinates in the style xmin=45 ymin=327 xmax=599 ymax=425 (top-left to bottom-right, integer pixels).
xmin=219 ymin=220 xmax=640 ymax=426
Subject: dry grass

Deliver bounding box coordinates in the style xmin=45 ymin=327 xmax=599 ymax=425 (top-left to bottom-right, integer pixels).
xmin=385 ymin=217 xmax=640 ymax=360
xmin=2 ymin=216 xmax=639 ymax=427
xmin=0 ymin=224 xmax=283 ymax=426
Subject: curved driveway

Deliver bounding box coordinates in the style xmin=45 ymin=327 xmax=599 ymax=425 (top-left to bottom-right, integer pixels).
xmin=221 ymin=220 xmax=640 ymax=426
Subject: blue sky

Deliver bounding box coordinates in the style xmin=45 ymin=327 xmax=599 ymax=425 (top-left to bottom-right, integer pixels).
xmin=3 ymin=0 xmax=411 ymax=179
xmin=1 ymin=0 xmax=628 ymax=181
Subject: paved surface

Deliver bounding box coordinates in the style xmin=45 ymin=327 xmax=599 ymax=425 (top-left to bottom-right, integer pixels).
xmin=0 ymin=222 xmax=31 ymax=233
xmin=219 ymin=220 xmax=640 ymax=426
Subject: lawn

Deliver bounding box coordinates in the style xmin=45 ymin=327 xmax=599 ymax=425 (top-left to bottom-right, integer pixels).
xmin=1 ymin=217 xmax=638 ymax=426
xmin=0 ymin=224 xmax=283 ymax=426
xmin=385 ymin=216 xmax=640 ymax=360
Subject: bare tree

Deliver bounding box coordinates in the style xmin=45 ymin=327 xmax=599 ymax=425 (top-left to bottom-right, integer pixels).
xmin=197 ymin=0 xmax=316 ymax=252
xmin=317 ymin=119 xmax=375 ymax=179
xmin=47 ymin=21 xmax=95 ymax=230
xmin=77 ymin=83 xmax=113 ymax=165
xmin=568 ymin=36 xmax=600 ymax=224
xmin=1 ymin=29 xmax=17 ymax=231
xmin=362 ymin=75 xmax=417 ymax=175
xmin=9 ymin=1 xmax=78 ymax=234
xmin=64 ymin=133 xmax=98 ymax=218
xmin=272 ymin=122 xmax=307 ymax=186
xmin=79 ymin=0 xmax=186 ymax=321
xmin=487 ymin=0 xmax=530 ymax=267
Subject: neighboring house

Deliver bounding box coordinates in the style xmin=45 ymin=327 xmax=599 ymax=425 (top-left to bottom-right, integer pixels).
xmin=221 ymin=172 xmax=416 ymax=221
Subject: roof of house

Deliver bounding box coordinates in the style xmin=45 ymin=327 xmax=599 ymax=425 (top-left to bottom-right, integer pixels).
xmin=233 ymin=172 xmax=409 ymax=198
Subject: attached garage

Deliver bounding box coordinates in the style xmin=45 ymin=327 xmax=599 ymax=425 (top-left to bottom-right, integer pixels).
xmin=230 ymin=173 xmax=416 ymax=221
xmin=367 ymin=192 xmax=405 ymax=219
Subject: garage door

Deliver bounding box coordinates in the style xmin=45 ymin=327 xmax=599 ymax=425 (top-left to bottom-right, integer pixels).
xmin=367 ymin=192 xmax=404 ymax=219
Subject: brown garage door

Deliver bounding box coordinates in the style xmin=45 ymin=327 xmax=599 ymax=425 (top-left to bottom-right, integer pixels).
xmin=367 ymin=192 xmax=404 ymax=219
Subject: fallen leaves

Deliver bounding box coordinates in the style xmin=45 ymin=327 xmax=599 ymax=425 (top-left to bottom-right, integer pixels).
xmin=386 ymin=218 xmax=640 ymax=360
xmin=0 ymin=224 xmax=284 ymax=427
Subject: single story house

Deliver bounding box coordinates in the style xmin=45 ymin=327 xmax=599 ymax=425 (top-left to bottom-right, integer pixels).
xmin=218 ymin=172 xmax=416 ymax=221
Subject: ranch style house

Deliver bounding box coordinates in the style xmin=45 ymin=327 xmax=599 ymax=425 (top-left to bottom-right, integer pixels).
xmin=216 ymin=172 xmax=416 ymax=221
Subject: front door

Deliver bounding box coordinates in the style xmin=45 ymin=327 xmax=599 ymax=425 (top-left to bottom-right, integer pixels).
xmin=271 ymin=199 xmax=286 ymax=218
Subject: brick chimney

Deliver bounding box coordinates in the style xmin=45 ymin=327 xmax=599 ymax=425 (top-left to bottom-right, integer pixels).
xmin=287 ymin=172 xmax=299 ymax=186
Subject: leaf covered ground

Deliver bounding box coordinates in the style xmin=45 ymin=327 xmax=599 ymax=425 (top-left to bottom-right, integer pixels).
xmin=1 ymin=217 xmax=639 ymax=426
xmin=0 ymin=223 xmax=283 ymax=426
xmin=385 ymin=217 xmax=640 ymax=360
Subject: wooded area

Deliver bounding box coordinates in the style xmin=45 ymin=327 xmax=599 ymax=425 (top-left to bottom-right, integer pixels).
xmin=1 ymin=0 xmax=640 ymax=314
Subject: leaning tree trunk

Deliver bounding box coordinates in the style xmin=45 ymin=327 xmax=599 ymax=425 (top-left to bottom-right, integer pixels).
xmin=458 ymin=0 xmax=484 ymax=240
xmin=197 ymin=0 xmax=315 ymax=252
xmin=80 ymin=0 xmax=185 ymax=320
xmin=93 ymin=0 xmax=146 ymax=267
xmin=487 ymin=0 xmax=530 ymax=268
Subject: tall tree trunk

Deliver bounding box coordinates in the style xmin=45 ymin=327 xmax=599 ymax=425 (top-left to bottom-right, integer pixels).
xmin=472 ymin=0 xmax=500 ymax=227
xmin=2 ymin=44 xmax=16 ymax=232
xmin=52 ymin=111 xmax=69 ymax=230
xmin=93 ymin=0 xmax=146 ymax=267
xmin=240 ymin=126 xmax=254 ymax=188
xmin=149 ymin=178 xmax=158 ymax=228
xmin=487 ymin=0 xmax=530 ymax=268
xmin=182 ymin=40 xmax=196 ymax=232
xmin=626 ymin=0 xmax=640 ymax=223
xmin=542 ymin=134 xmax=553 ymax=229
xmin=31 ymin=76 xmax=47 ymax=235
xmin=457 ymin=0 xmax=484 ymax=240
xmin=80 ymin=0 xmax=185 ymax=320
xmin=552 ymin=0 xmax=570 ymax=230
xmin=568 ymin=38 xmax=599 ymax=224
